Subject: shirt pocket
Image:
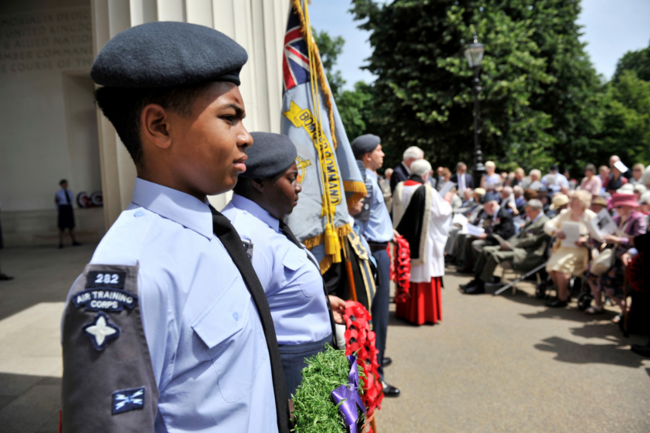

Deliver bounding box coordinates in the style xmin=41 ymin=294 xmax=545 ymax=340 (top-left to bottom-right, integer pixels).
xmin=191 ymin=281 xmax=267 ymax=403
xmin=283 ymin=249 xmax=321 ymax=298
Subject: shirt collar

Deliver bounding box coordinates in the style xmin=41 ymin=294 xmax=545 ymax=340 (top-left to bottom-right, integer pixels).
xmin=401 ymin=162 xmax=411 ymax=175
xmin=230 ymin=194 xmax=280 ymax=232
xmin=532 ymin=212 xmax=543 ymax=223
xmin=366 ymin=169 xmax=378 ymax=180
xmin=131 ymin=177 xmax=214 ymax=240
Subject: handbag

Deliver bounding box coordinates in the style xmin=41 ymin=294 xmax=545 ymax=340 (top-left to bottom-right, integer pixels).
xmin=590 ymin=217 xmax=630 ymax=276
xmin=591 ymin=248 xmax=615 ymax=276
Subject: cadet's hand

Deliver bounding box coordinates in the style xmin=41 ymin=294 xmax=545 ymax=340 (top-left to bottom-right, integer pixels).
xmin=393 ymin=229 xmax=400 ymax=242
xmin=328 ymin=295 xmax=347 ymax=324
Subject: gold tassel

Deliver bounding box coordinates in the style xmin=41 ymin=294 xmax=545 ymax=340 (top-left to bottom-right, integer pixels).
xmin=324 ymin=223 xmax=340 ymax=256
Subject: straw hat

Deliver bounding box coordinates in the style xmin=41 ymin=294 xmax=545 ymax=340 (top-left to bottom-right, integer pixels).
xmin=550 ymin=193 xmax=569 ymax=210
xmin=591 ymin=196 xmax=608 ymax=207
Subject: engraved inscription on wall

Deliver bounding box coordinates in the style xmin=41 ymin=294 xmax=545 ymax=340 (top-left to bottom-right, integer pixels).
xmin=0 ymin=7 xmax=93 ymax=74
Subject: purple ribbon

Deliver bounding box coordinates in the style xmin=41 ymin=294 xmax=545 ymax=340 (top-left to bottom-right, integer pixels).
xmin=331 ymin=355 xmax=367 ymax=433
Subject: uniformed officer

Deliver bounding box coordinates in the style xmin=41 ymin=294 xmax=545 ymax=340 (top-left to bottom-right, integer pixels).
xmin=61 ymin=22 xmax=289 ymax=433
xmin=55 ymin=179 xmax=81 ymax=249
xmin=351 ymin=134 xmax=401 ymax=397
xmin=222 ymin=132 xmax=346 ymax=396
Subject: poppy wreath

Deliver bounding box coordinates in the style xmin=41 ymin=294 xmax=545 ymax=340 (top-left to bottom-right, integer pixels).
xmin=390 ymin=235 xmax=411 ymax=304
xmin=343 ymin=300 xmax=383 ymax=431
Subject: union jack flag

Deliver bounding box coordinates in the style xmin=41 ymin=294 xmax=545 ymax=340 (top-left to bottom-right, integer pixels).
xmin=283 ymin=8 xmax=310 ymax=91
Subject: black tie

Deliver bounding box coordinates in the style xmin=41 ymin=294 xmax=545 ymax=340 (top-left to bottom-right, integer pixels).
xmin=65 ymin=190 xmax=72 ymax=205
xmin=210 ymin=208 xmax=290 ymax=433
xmin=279 ymin=220 xmax=338 ymax=349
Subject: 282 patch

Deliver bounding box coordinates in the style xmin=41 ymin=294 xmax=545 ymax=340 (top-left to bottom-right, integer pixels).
xmin=86 ymin=271 xmax=127 ymax=289
xmin=112 ymin=387 xmax=145 ymax=415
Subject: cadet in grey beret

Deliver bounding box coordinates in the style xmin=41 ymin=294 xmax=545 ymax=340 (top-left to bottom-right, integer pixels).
xmin=351 ymin=134 xmax=381 ymax=158
xmin=241 ymin=132 xmax=298 ymax=179
xmin=76 ymin=20 xmax=293 ymax=433
xmin=91 ymin=21 xmax=247 ymax=88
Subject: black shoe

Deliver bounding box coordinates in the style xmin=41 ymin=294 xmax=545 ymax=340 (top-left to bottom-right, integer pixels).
xmin=72 ymin=241 xmax=82 ymax=246
xmin=631 ymin=342 xmax=650 ymax=358
xmin=460 ymin=279 xmax=477 ymax=290
xmin=0 ymin=274 xmax=13 ymax=281
xmin=465 ymin=284 xmax=486 ymax=295
xmin=485 ymin=281 xmax=506 ymax=291
xmin=545 ymin=298 xmax=568 ymax=308
xmin=382 ymin=357 xmax=392 ymax=368
xmin=59 ymin=243 xmax=64 ymax=249
xmin=487 ymin=276 xmax=501 ymax=284
xmin=382 ymin=381 xmax=400 ymax=397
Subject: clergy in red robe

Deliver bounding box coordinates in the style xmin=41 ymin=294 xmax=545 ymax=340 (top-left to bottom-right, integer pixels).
xmin=392 ymin=159 xmax=453 ymax=325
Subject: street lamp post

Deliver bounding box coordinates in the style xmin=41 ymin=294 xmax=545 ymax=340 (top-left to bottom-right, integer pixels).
xmin=464 ymin=34 xmax=486 ymax=188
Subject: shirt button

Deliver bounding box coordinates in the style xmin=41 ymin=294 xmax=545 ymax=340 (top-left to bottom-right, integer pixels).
xmin=134 ymin=210 xmax=144 ymax=217
xmin=232 ymin=312 xmax=239 ymax=321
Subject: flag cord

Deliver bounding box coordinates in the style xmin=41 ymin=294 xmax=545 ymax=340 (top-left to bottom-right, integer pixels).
xmin=300 ymin=0 xmax=341 ymax=261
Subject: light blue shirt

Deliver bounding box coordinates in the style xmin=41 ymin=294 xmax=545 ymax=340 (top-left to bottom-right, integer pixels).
xmin=357 ymin=169 xmax=393 ymax=243
xmin=222 ymin=194 xmax=331 ymax=345
xmin=79 ymin=178 xmax=278 ymax=433
xmin=55 ymin=189 xmax=73 ymax=208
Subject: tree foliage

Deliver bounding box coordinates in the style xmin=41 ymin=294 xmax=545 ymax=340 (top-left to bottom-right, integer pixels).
xmin=314 ymin=1 xmax=649 ymax=175
xmin=314 ymin=28 xmax=374 ymax=141
xmin=595 ymin=70 xmax=650 ymax=165
xmin=349 ymin=0 xmax=604 ymax=175
xmin=613 ymin=44 xmax=650 ymax=83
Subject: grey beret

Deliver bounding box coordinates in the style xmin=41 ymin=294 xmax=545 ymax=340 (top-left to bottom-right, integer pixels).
xmin=91 ymin=22 xmax=248 ymax=88
xmin=351 ymin=134 xmax=381 ymax=156
xmin=240 ymin=132 xmax=297 ymax=179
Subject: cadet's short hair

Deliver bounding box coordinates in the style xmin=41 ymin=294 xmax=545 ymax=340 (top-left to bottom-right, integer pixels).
xmin=410 ymin=159 xmax=432 ymax=177
xmin=403 ymin=146 xmax=424 ymax=162
xmin=525 ymin=199 xmax=543 ymax=211
xmin=59 ymin=179 xmax=68 ymax=186
xmin=95 ymin=83 xmax=212 ymax=166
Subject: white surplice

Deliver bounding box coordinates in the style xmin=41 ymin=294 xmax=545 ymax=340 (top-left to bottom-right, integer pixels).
xmin=393 ymin=182 xmax=453 ymax=282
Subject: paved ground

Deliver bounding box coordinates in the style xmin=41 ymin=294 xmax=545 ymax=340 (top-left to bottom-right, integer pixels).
xmin=0 ymin=245 xmax=649 ymax=432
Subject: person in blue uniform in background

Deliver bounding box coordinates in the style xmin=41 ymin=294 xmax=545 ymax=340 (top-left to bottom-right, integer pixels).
xmin=352 ymin=134 xmax=401 ymax=398
xmin=223 ymin=132 xmax=346 ymax=396
xmin=55 ymin=179 xmax=81 ymax=249
xmin=60 ymin=22 xmax=290 ymax=433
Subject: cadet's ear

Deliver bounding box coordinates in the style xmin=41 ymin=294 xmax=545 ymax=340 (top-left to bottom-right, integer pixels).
xmin=141 ymin=104 xmax=172 ymax=150
xmin=251 ymin=178 xmax=265 ymax=194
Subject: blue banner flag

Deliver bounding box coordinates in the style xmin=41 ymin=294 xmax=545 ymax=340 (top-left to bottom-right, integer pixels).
xmin=281 ymin=0 xmax=366 ymax=273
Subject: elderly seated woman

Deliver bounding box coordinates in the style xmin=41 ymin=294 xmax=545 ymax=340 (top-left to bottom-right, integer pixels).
xmin=543 ymin=190 xmax=596 ymax=308
xmin=584 ymin=193 xmax=647 ymax=317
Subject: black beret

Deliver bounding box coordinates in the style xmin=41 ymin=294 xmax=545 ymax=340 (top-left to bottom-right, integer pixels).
xmin=91 ymin=22 xmax=248 ymax=88
xmin=240 ymin=132 xmax=297 ymax=179
xmin=351 ymin=134 xmax=381 ymax=156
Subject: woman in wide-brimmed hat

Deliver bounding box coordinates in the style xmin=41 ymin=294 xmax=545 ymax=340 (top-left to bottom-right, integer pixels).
xmin=585 ymin=193 xmax=647 ymax=316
